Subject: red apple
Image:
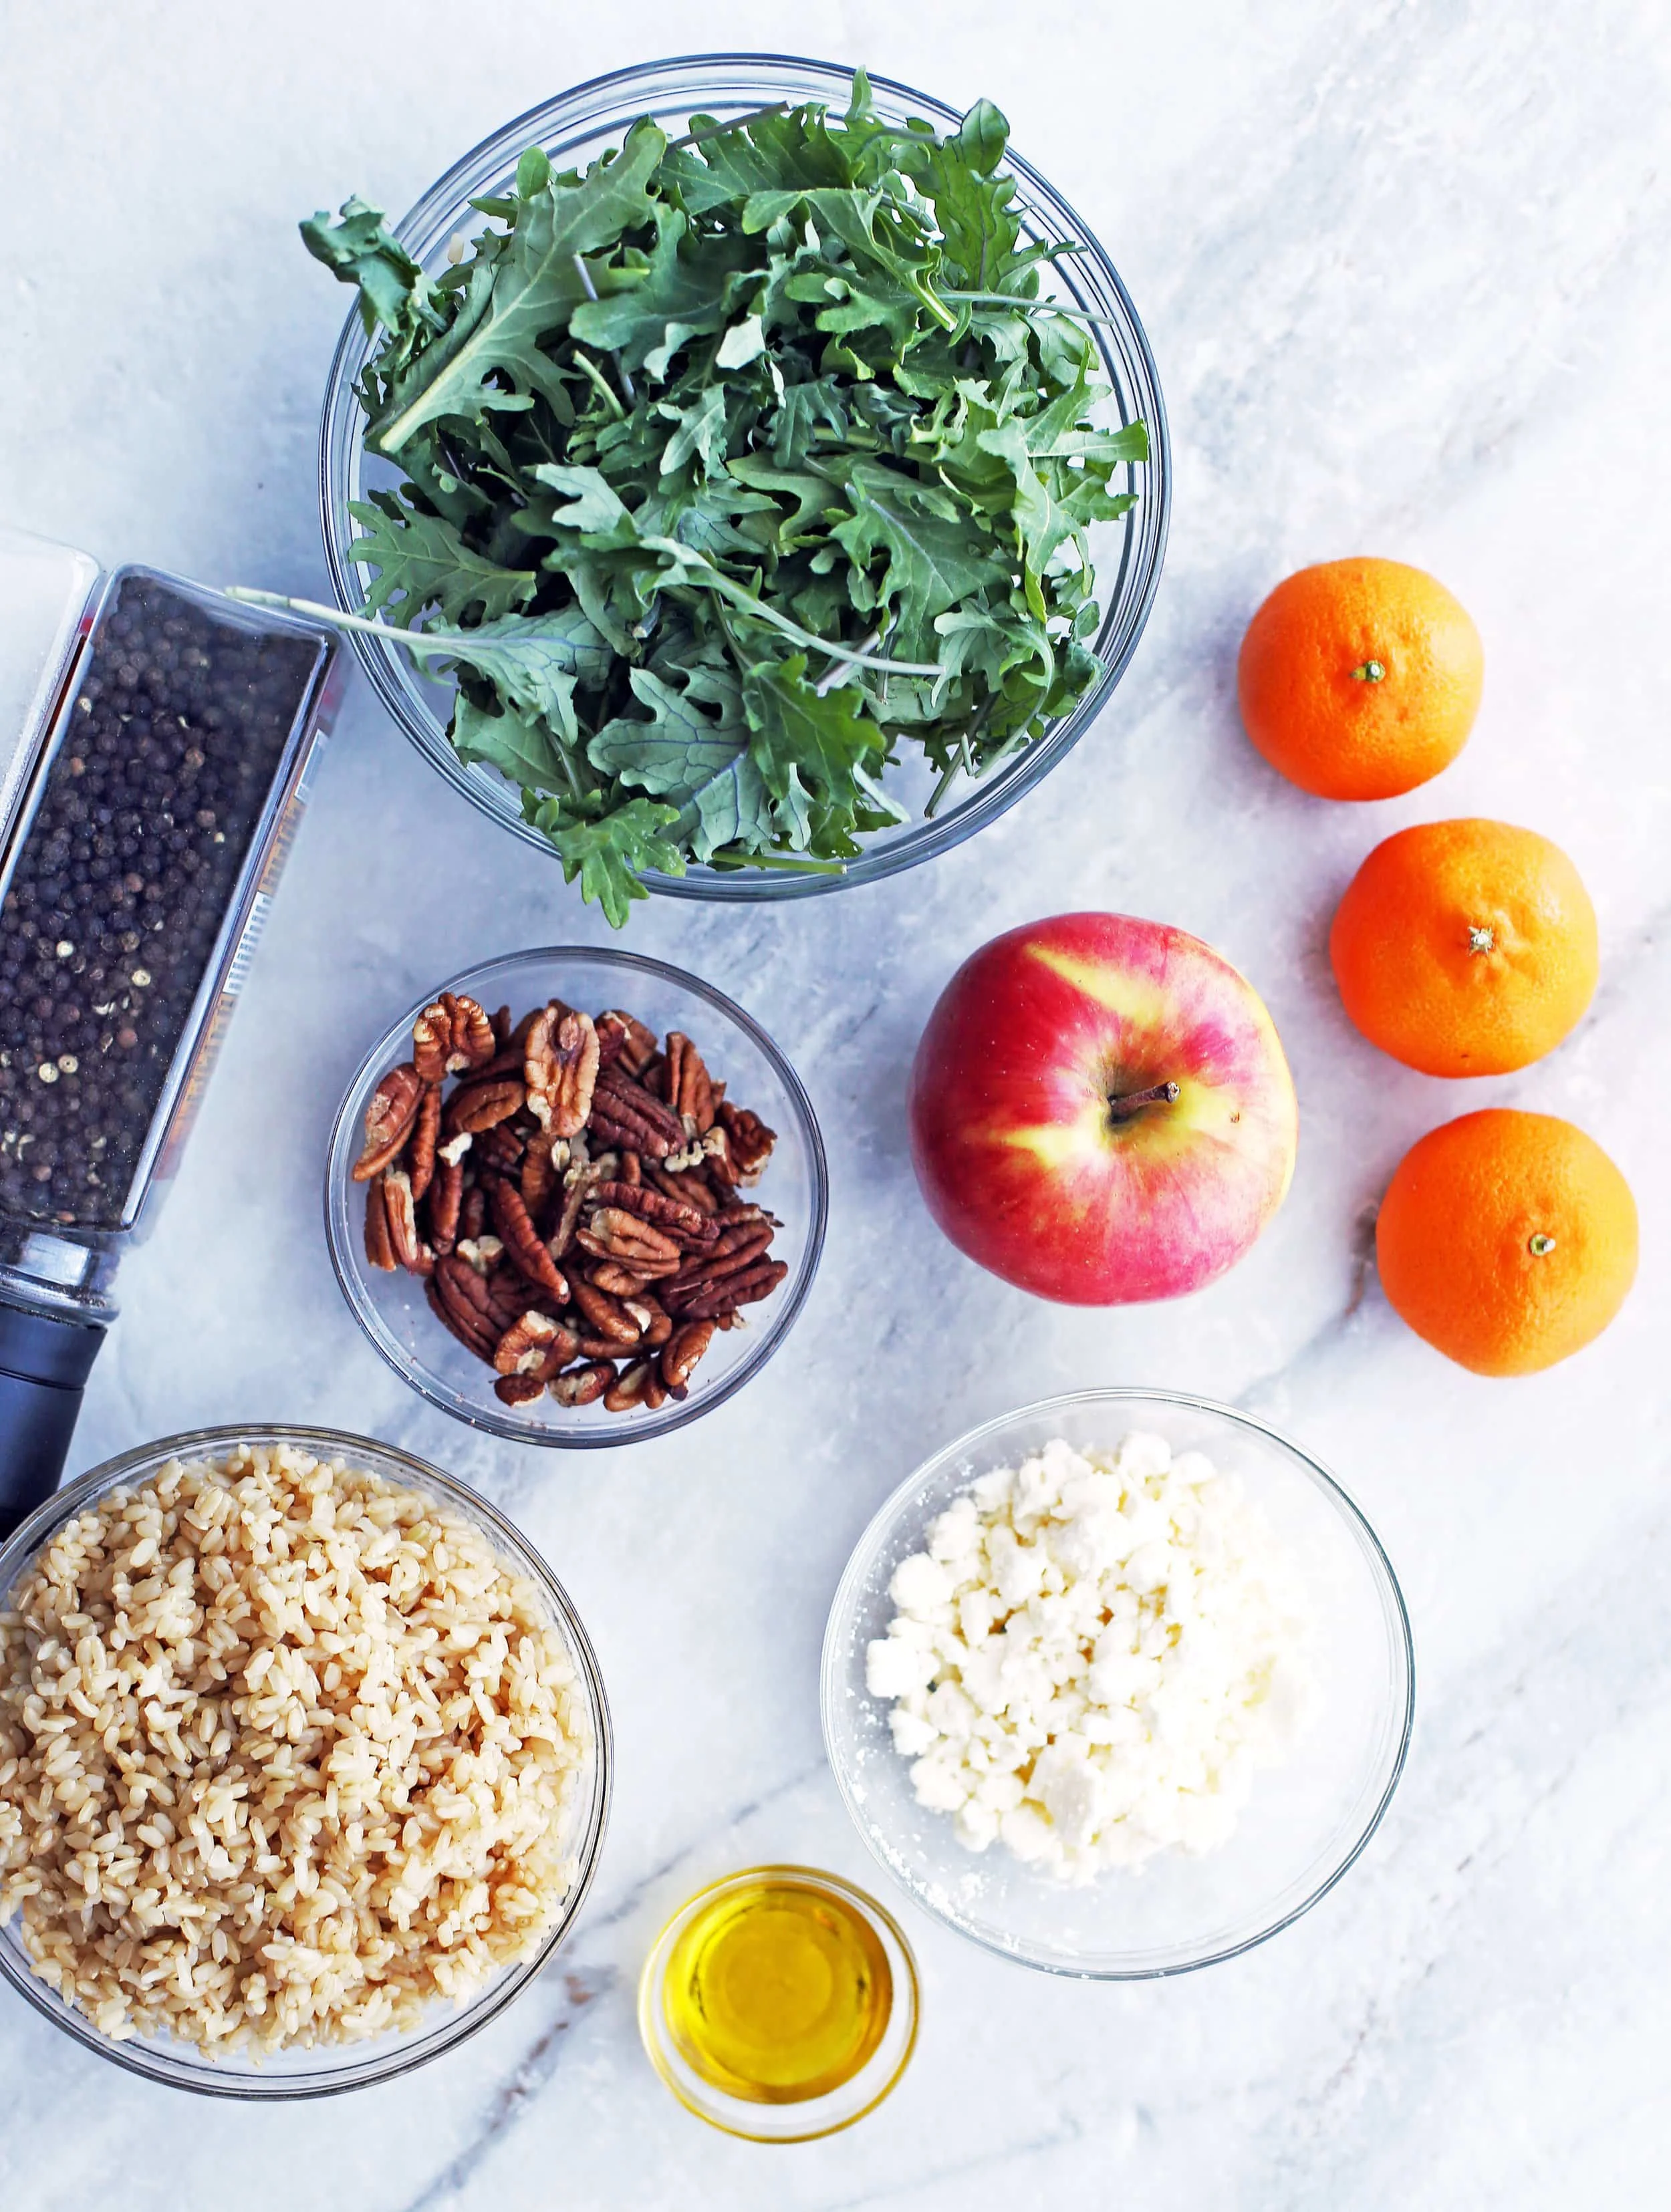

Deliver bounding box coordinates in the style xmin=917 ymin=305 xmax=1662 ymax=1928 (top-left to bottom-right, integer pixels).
xmin=908 ymin=913 xmax=1298 ymax=1304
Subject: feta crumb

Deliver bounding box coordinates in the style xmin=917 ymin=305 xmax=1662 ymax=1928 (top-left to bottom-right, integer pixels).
xmin=890 ymin=1552 xmax=954 ymax=1615
xmin=868 ymin=1430 xmax=1315 ymax=1883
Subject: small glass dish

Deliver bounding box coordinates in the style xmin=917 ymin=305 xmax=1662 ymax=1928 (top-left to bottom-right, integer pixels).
xmin=821 ymin=1389 xmax=1414 ymax=1979
xmin=324 ymin=947 xmax=827 ymax=1445
xmin=317 ymin=53 xmax=1170 ymax=900
xmin=637 ymin=1865 xmax=920 ymax=2142
xmin=0 ymin=1423 xmax=612 ymax=2098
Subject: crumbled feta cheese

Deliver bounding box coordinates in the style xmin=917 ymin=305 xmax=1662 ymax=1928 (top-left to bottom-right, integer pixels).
xmin=869 ymin=1432 xmax=1315 ymax=1883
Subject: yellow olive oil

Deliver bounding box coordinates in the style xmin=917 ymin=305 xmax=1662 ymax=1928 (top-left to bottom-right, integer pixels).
xmin=662 ymin=1875 xmax=893 ymax=2104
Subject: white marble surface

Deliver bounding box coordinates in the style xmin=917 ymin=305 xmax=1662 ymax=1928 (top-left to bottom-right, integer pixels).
xmin=4 ymin=0 xmax=1670 ymax=2203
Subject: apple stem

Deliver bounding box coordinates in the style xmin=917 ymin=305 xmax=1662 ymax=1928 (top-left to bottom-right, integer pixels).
xmin=1106 ymin=1081 xmax=1180 ymax=1123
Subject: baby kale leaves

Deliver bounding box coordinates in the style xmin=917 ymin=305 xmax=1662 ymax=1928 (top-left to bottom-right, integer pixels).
xmin=303 ymin=70 xmax=1144 ymax=921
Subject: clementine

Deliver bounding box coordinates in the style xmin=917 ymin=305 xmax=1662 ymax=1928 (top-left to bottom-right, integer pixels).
xmin=1376 ymin=1109 xmax=1637 ymax=1375
xmin=1237 ymin=557 xmax=1483 ymax=799
xmin=1330 ymin=819 xmax=1597 ymax=1077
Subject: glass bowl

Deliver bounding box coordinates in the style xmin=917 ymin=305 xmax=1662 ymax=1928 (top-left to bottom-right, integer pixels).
xmin=317 ymin=52 xmax=1170 ymax=900
xmin=820 ymin=1389 xmax=1414 ymax=1978
xmin=636 ymin=1864 xmax=919 ymax=2142
xmin=0 ymin=1423 xmax=612 ymax=2097
xmin=324 ymin=947 xmax=827 ymax=1445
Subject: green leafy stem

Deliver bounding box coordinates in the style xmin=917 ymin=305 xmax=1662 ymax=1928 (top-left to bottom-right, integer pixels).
xmin=226 ymin=583 xmax=945 ymax=684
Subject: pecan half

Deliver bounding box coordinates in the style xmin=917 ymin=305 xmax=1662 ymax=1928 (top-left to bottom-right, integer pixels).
xmin=596 ymin=1008 xmax=658 ymax=1075
xmin=664 ymin=1032 xmax=716 ymax=1134
xmin=429 ymin=1266 xmax=497 ymax=1361
xmin=445 ymin=1076 xmax=526 ymax=1136
xmin=426 ymin=1155 xmax=465 ymax=1255
xmin=353 ymin=1063 xmax=424 ymax=1182
xmin=521 ymin=1130 xmax=564 ymax=1223
xmin=493 ymin=1310 xmax=565 ymax=1378
xmin=646 ymin=1161 xmax=719 ymax=1215
xmin=638 ymin=1295 xmax=674 ymax=1351
xmin=382 ymin=1169 xmax=433 ymax=1275
xmin=596 ymin=1065 xmax=686 ymax=1149
xmin=526 ymin=1006 xmax=600 ymax=1137
xmin=549 ymin=1160 xmax=604 ymax=1259
xmin=604 ymin=1359 xmax=668 ymax=1413
xmin=670 ymin=1257 xmax=788 ymax=1320
xmin=414 ymin=991 xmax=496 ymax=1083
xmin=455 ymin=1234 xmax=504 ymax=1274
xmin=717 ymin=1101 xmax=776 ymax=1184
xmin=552 ymin=1361 xmax=615 ymax=1407
xmin=488 ymin=1178 xmax=569 ymax=1302
xmin=618 ymin=1149 xmax=642 ymax=1186
xmin=477 ymin=1121 xmax=525 ymax=1176
xmin=364 ymin=1174 xmax=396 ymax=1271
xmin=407 ymin=1083 xmax=442 ymax=1203
xmin=575 ymin=1332 xmax=630 ymax=1359
xmin=459 ymin=1183 xmax=487 ymax=1242
xmin=661 ymin=1319 xmax=715 ymax=1394
xmin=494 ymin=1372 xmax=547 ymax=1407
xmin=586 ymin=1259 xmax=652 ymax=1298
xmin=571 ymin=1277 xmax=643 ymax=1347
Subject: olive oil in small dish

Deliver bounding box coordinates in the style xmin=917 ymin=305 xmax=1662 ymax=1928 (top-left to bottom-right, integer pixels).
xmin=638 ymin=1866 xmax=918 ymax=2141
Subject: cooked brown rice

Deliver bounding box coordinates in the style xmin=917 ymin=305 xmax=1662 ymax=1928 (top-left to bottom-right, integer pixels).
xmin=0 ymin=1441 xmax=592 ymax=2055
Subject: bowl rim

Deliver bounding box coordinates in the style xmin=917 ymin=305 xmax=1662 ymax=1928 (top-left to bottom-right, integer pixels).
xmin=0 ymin=1421 xmax=614 ymax=2096
xmin=634 ymin=1860 xmax=921 ymax=2142
xmin=819 ymin=1385 xmax=1416 ymax=1981
xmin=323 ymin=945 xmax=829 ymax=1446
xmin=316 ymin=49 xmax=1172 ymax=901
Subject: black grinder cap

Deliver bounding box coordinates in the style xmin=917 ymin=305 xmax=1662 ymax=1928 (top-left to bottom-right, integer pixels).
xmin=0 ymin=1296 xmax=106 ymax=1538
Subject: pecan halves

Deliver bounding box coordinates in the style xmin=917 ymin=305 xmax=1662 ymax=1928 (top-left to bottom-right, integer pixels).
xmin=414 ymin=991 xmax=496 ymax=1083
xmin=662 ymin=1223 xmax=775 ymax=1298
xmin=551 ymin=1361 xmax=616 ymax=1407
xmin=664 ymin=1032 xmax=716 ymax=1134
xmin=426 ymin=1157 xmax=465 ymax=1254
xmin=444 ymin=1075 xmax=527 ymax=1137
xmin=668 ymin=1257 xmax=789 ymax=1320
xmin=590 ymin=1180 xmax=719 ymax=1246
xmin=575 ymin=1206 xmax=683 ymax=1275
xmin=488 ymin=1178 xmax=569 ymax=1303
xmin=526 ymin=1006 xmax=600 ymax=1137
xmin=353 ymin=1063 xmax=424 ymax=1182
xmin=407 ymin=1083 xmax=442 ymax=1203
xmin=596 ymin=1009 xmax=658 ymax=1075
xmin=661 ymin=1320 xmax=715 ymax=1395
